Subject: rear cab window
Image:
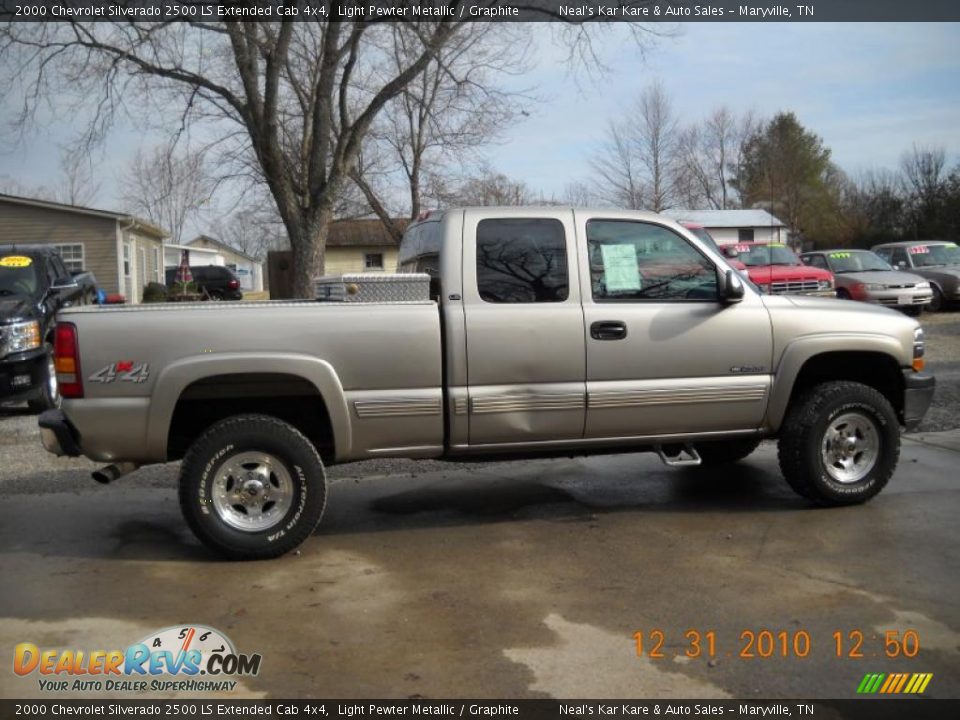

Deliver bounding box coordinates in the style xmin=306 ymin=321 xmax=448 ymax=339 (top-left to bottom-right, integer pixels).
xmin=475 ymin=218 xmax=568 ymax=303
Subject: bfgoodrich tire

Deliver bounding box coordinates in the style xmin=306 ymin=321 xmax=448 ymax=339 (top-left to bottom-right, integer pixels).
xmin=777 ymin=381 xmax=899 ymax=506
xmin=179 ymin=414 xmax=327 ymax=560
xmin=696 ymin=438 xmax=761 ymax=464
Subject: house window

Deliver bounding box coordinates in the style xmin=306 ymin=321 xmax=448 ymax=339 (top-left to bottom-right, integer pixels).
xmin=123 ymin=242 xmax=131 ymax=279
xmin=54 ymin=244 xmax=85 ymax=273
xmin=738 ymin=228 xmax=755 ymax=243
xmin=364 ymin=253 xmax=384 ymax=270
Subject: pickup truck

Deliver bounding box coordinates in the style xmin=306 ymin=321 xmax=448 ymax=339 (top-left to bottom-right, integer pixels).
xmin=722 ymin=242 xmax=835 ymax=296
xmin=38 ymin=208 xmax=935 ymax=560
xmin=1 ymin=245 xmax=98 ymax=411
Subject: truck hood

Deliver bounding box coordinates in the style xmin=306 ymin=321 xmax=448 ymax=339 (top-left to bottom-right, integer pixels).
xmin=0 ymin=295 xmax=39 ymax=324
xmin=834 ymin=270 xmax=928 ymax=287
xmin=760 ymin=293 xmax=919 ymax=369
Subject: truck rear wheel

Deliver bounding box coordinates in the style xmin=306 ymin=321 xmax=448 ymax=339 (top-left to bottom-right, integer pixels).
xmin=777 ymin=381 xmax=899 ymax=505
xmin=178 ymin=414 xmax=326 ymax=560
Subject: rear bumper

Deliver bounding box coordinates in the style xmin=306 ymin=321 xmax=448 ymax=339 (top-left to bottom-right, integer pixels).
xmin=903 ymin=371 xmax=935 ymax=431
xmin=38 ymin=409 xmax=82 ymax=457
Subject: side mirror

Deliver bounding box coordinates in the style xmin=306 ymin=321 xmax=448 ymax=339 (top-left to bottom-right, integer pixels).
xmin=52 ymin=277 xmax=79 ymax=291
xmin=897 ymin=261 xmax=907 ymax=269
xmin=722 ymin=246 xmax=740 ymax=259
xmin=718 ymin=269 xmax=745 ymax=304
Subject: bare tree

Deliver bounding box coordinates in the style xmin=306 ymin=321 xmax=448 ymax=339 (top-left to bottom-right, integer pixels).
xmin=591 ymin=120 xmax=647 ymax=209
xmin=675 ymin=107 xmax=757 ymax=210
xmin=634 ymin=81 xmax=680 ymax=211
xmin=1 ymin=17 xmax=662 ymax=297
xmin=352 ymin=23 xmax=532 ymax=240
xmin=121 ymin=145 xmax=213 ymax=245
xmin=433 ymin=164 xmax=536 ymax=207
xmin=56 ymin=148 xmax=101 ymax=206
xmin=590 ymin=81 xmax=684 ymax=211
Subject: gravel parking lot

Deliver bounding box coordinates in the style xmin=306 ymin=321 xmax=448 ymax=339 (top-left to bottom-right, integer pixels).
xmin=1 ymin=309 xmax=958 ymax=700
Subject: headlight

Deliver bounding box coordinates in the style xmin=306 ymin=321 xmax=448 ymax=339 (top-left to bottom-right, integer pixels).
xmin=863 ymin=283 xmax=885 ymax=291
xmin=2 ymin=320 xmax=41 ymax=356
xmin=913 ymin=326 xmax=925 ymax=371
xmin=915 ymin=282 xmax=931 ymax=290
xmin=818 ymin=279 xmax=833 ymax=290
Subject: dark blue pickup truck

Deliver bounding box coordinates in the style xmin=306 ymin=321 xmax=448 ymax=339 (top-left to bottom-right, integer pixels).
xmin=1 ymin=245 xmax=98 ymax=411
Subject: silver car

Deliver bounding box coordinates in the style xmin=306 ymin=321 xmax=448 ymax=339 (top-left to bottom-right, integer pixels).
xmin=801 ymin=249 xmax=932 ymax=316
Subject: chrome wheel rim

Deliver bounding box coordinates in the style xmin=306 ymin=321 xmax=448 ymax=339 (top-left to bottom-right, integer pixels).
xmin=820 ymin=412 xmax=880 ymax=484
xmin=212 ymin=451 xmax=294 ymax=531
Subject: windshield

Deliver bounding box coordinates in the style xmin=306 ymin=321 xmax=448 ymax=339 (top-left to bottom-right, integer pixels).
xmin=909 ymin=243 xmax=960 ymax=267
xmin=0 ymin=256 xmax=39 ymax=297
xmin=826 ymin=250 xmax=892 ymax=273
xmin=736 ymin=244 xmax=801 ymax=267
xmin=687 ymin=227 xmax=720 ymax=252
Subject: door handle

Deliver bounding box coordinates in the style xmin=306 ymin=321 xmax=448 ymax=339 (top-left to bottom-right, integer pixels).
xmin=590 ymin=321 xmax=627 ymax=340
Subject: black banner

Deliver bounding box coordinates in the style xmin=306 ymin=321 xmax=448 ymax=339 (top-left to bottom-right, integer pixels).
xmin=1 ymin=1 xmax=960 ymax=23
xmin=2 ymin=700 xmax=960 ymax=720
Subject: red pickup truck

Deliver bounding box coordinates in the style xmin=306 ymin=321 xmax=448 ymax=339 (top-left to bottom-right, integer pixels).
xmin=723 ymin=242 xmax=834 ymax=296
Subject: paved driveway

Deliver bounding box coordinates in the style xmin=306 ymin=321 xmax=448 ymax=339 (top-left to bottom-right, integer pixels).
xmin=1 ymin=430 xmax=957 ymax=700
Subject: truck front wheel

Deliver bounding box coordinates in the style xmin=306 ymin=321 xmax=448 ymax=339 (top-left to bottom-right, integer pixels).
xmin=178 ymin=414 xmax=327 ymax=560
xmin=777 ymin=381 xmax=899 ymax=505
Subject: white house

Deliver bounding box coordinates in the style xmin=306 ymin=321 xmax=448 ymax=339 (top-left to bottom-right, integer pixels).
xmin=665 ymin=209 xmax=788 ymax=246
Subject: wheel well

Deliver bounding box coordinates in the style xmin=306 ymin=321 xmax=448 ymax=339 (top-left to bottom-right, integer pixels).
xmin=167 ymin=373 xmax=334 ymax=462
xmin=788 ymin=351 xmax=904 ymax=419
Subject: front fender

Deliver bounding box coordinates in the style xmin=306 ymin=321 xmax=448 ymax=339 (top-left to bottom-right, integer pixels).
xmin=145 ymin=353 xmax=352 ymax=461
xmin=765 ymin=333 xmax=906 ymax=431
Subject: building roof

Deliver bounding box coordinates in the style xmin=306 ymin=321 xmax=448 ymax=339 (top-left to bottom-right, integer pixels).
xmin=327 ymin=218 xmax=406 ymax=248
xmin=187 ymin=235 xmax=261 ymax=263
xmin=664 ymin=209 xmax=786 ymax=229
xmin=0 ymin=192 xmax=169 ymax=238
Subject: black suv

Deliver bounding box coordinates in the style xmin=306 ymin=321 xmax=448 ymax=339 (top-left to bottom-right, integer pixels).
xmin=166 ymin=265 xmax=243 ymax=301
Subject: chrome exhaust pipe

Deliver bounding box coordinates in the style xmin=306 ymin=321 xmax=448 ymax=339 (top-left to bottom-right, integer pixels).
xmin=92 ymin=462 xmax=139 ymax=484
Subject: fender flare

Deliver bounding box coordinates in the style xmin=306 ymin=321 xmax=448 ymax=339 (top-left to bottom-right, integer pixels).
xmin=145 ymin=353 xmax=352 ymax=461
xmin=765 ymin=333 xmax=906 ymax=431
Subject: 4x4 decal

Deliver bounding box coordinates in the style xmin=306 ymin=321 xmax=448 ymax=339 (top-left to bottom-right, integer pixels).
xmin=89 ymin=361 xmax=150 ymax=384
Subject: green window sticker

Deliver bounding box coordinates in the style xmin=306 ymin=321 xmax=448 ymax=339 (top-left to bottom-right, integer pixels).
xmin=829 ymin=252 xmax=852 ymax=259
xmin=601 ymin=244 xmax=642 ymax=292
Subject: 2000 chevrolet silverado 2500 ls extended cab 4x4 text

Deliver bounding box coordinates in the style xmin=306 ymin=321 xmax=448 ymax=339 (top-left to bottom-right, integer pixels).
xmin=38 ymin=208 xmax=935 ymax=559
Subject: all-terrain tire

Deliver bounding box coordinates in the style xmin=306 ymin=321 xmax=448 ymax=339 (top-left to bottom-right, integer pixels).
xmin=777 ymin=381 xmax=899 ymax=506
xmin=178 ymin=414 xmax=326 ymax=560
xmin=696 ymin=438 xmax=762 ymax=464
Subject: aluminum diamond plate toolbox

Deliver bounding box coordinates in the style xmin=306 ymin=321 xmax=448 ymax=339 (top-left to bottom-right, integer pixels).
xmin=314 ymin=273 xmax=431 ymax=302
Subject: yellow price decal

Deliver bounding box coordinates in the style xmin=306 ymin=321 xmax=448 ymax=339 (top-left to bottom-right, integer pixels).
xmin=769 ymin=243 xmax=785 ymax=247
xmin=830 ymin=252 xmax=852 ymax=259
xmin=0 ymin=255 xmax=33 ymax=268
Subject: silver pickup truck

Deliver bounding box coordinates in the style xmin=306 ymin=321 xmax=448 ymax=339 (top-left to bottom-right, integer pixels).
xmin=39 ymin=208 xmax=935 ymax=559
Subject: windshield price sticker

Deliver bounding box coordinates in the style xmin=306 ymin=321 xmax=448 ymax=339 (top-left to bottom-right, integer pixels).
xmin=909 ymin=246 xmax=929 ymax=254
xmin=829 ymin=252 xmax=853 ymax=259
xmin=0 ymin=255 xmax=33 ymax=267
xmin=735 ymin=244 xmax=752 ymax=252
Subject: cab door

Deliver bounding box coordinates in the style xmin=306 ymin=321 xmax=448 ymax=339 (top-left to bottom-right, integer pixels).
xmin=577 ymin=215 xmax=774 ymax=439
xmin=462 ymin=209 xmax=586 ymax=445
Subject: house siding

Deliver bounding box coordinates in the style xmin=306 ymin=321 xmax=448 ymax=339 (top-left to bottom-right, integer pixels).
xmin=0 ymin=201 xmax=120 ymax=294
xmin=326 ymin=246 xmax=399 ymax=274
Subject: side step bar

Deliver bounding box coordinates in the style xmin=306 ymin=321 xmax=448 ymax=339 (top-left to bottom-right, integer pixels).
xmin=655 ymin=443 xmax=702 ymax=467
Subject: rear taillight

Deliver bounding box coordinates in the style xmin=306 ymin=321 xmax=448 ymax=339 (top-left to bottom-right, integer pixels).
xmin=228 ymin=279 xmax=240 ymax=290
xmin=54 ymin=322 xmax=83 ymax=398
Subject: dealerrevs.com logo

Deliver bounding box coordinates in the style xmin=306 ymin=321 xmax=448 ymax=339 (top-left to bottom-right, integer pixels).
xmin=13 ymin=625 xmax=261 ymax=694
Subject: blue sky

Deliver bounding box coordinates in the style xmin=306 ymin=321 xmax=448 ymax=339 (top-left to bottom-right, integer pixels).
xmin=1 ymin=22 xmax=958 ymax=215
xmin=498 ymin=22 xmax=960 ymax=195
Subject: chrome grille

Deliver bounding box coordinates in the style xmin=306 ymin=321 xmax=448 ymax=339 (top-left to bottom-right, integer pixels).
xmin=769 ymin=280 xmax=821 ymax=294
